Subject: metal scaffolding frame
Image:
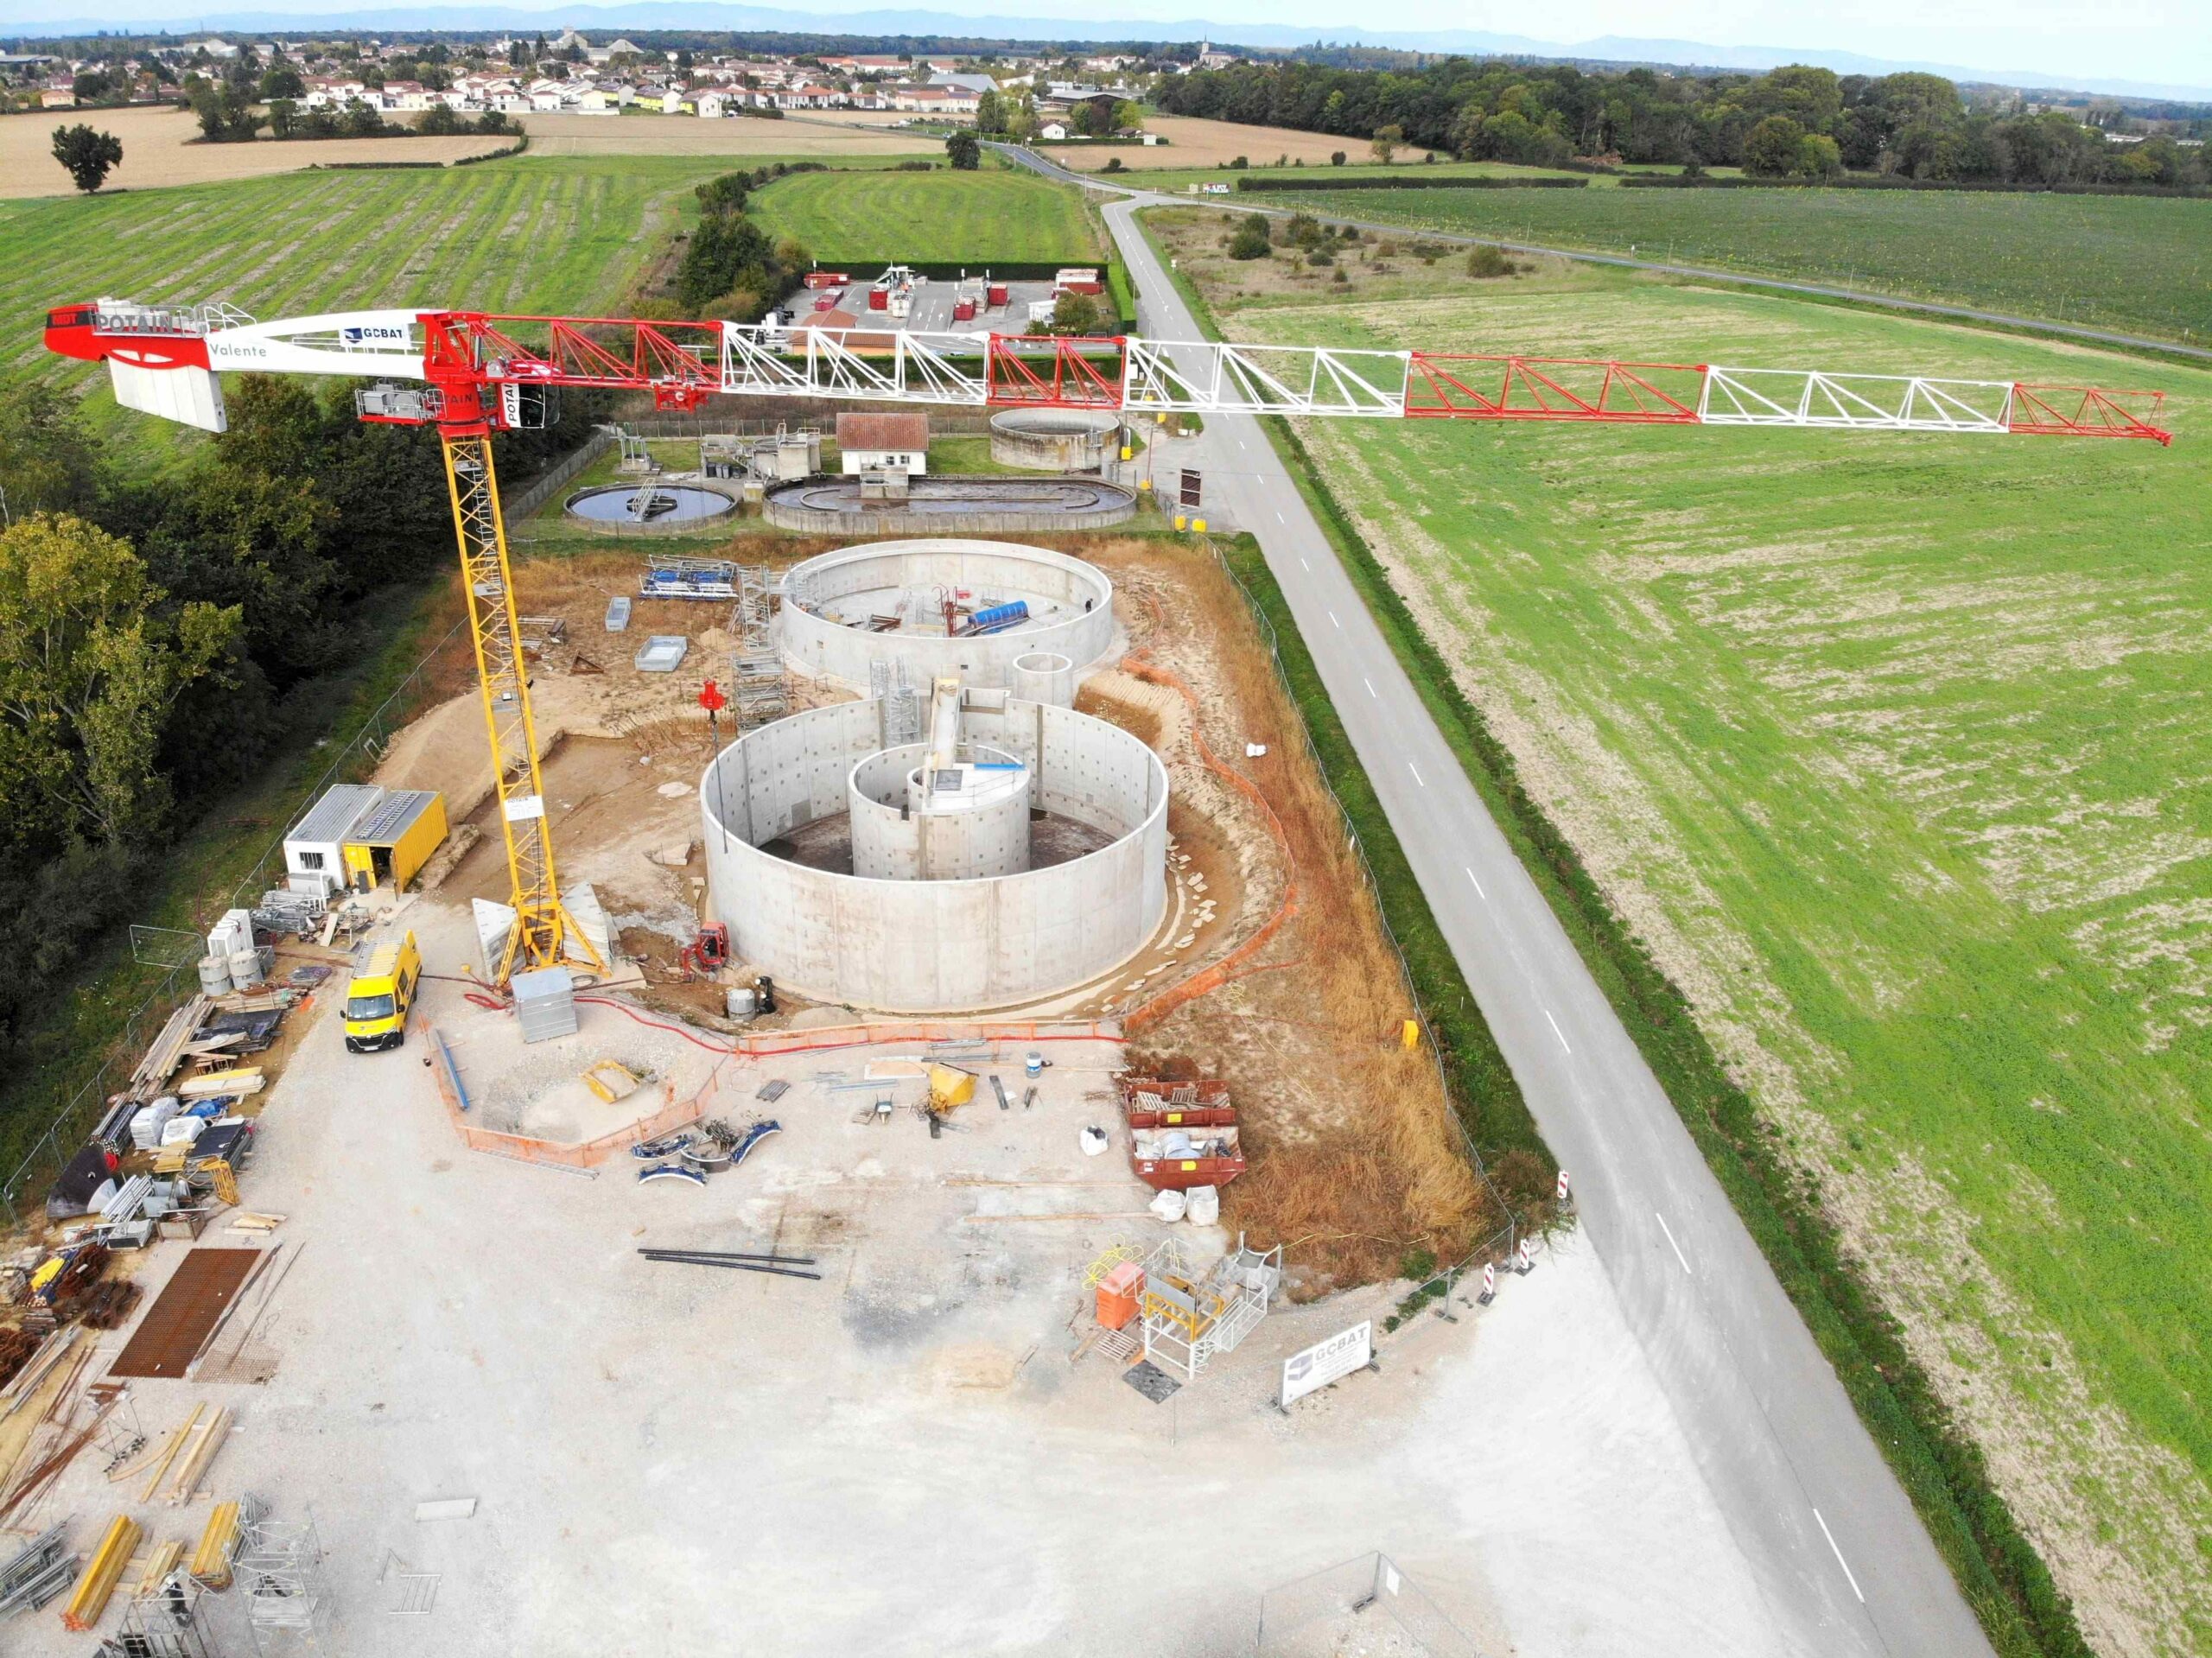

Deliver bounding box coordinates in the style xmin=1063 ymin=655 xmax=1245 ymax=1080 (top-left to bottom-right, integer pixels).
xmin=1138 ymin=1236 xmax=1282 ymax=1382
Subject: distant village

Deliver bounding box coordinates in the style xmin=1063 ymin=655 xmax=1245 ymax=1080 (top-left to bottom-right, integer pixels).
xmin=3 ymin=28 xmax=1251 ymax=130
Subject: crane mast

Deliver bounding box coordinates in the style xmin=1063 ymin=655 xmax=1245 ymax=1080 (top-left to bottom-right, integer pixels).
xmin=441 ymin=433 xmax=599 ymax=981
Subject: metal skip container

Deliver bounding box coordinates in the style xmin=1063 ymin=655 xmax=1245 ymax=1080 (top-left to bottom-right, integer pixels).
xmin=511 ymin=965 xmax=579 ymax=1044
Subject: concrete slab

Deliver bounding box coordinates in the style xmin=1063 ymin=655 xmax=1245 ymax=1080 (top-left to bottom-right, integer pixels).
xmin=17 ymin=901 xmax=1791 ymax=1658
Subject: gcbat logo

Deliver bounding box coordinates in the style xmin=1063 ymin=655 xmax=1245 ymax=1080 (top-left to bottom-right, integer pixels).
xmin=341 ymin=323 xmax=410 ymax=346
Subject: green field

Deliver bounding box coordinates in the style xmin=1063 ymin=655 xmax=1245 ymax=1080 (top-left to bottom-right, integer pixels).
xmin=748 ymin=165 xmax=1103 ymax=264
xmin=1241 ymin=183 xmax=2212 ymax=342
xmin=1103 ymin=158 xmax=1599 ymax=193
xmin=1222 ymin=270 xmax=2212 ymax=1653
xmin=0 ymin=155 xmax=878 ymax=448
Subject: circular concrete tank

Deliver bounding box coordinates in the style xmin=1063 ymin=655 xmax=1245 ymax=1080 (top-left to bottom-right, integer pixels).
xmin=848 ymin=742 xmax=1032 ymax=881
xmin=779 ymin=539 xmax=1115 ymax=692
xmin=701 ymin=697 xmax=1168 ymax=1012
xmin=989 ymin=408 xmax=1121 ymax=472
xmin=1008 ymin=651 xmax=1077 ymax=708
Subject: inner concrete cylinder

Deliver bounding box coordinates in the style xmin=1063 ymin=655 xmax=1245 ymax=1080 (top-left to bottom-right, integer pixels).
xmin=849 ymin=742 xmax=1033 ymax=880
xmin=1008 ymin=651 xmax=1077 ymax=708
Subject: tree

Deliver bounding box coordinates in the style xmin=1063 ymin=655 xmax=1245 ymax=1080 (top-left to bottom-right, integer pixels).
xmin=267 ymin=98 xmax=297 ymax=138
xmin=1112 ymin=100 xmax=1141 ymax=134
xmin=1050 ymin=292 xmax=1103 ymax=334
xmin=1370 ymin=123 xmax=1403 ymax=164
xmin=1226 ymin=213 xmax=1272 ymax=259
xmin=976 ymin=87 xmax=1005 ymax=134
xmin=945 ymin=130 xmax=980 ymax=169
xmin=258 ymin=64 xmax=304 ymax=99
xmin=50 ymin=124 xmax=123 ymax=194
xmin=0 ymin=384 xmax=101 ymax=518
xmin=1744 ymin=115 xmax=1809 ymax=176
xmin=0 ymin=514 xmax=238 ymax=849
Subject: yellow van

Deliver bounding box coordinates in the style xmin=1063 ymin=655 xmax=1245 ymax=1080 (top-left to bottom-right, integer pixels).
xmin=343 ymin=931 xmax=422 ymax=1053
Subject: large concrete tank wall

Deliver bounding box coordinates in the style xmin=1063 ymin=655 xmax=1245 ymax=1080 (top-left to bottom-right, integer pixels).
xmin=779 ymin=540 xmax=1115 ymax=691
xmin=700 ymin=698 xmax=1167 ymax=1012
xmin=988 ymin=408 xmax=1119 ymax=471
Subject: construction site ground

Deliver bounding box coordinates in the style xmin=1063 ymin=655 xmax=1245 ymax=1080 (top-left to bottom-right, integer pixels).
xmin=9 ymin=917 xmax=1786 ymax=1656
xmin=0 ymin=530 xmax=1796 ymax=1655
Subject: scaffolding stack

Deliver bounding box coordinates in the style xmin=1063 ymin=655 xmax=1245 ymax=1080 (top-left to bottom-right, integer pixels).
xmin=1138 ymin=1236 xmax=1282 ymax=1382
xmin=729 ymin=564 xmax=789 ymax=728
xmin=868 ymin=658 xmax=922 ymax=747
xmin=236 ymin=1509 xmax=330 ymax=1654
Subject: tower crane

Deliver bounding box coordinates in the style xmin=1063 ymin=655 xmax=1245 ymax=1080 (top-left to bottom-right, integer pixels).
xmin=41 ymin=300 xmax=2173 ymax=981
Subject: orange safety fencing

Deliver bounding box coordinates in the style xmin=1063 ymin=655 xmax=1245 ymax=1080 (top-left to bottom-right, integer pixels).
xmin=1116 ymin=654 xmax=1302 ymax=1034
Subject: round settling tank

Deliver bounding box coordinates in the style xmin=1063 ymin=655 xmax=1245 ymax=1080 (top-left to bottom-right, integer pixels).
xmin=779 ymin=539 xmax=1115 ymax=692
xmin=700 ymin=696 xmax=1168 ymax=1012
xmin=988 ymin=408 xmax=1122 ymax=472
xmin=564 ymin=483 xmax=737 ymax=531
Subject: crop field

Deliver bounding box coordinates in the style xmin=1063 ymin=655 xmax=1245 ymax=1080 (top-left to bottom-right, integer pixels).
xmin=747 ymin=164 xmax=1102 ymax=264
xmin=1240 ymin=182 xmax=2212 ymax=342
xmin=518 ymin=111 xmax=935 ymax=158
xmin=0 ymin=102 xmax=516 ymax=198
xmin=1059 ymin=112 xmax=1440 ymax=170
xmin=0 ymin=156 xmax=766 ymax=448
xmin=1095 ymin=158 xmax=1592 ymax=193
xmin=1211 ymin=263 xmax=2212 ymax=1655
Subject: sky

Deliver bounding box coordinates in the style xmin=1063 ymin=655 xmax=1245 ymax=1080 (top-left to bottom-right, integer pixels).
xmin=7 ymin=0 xmax=2206 ymax=92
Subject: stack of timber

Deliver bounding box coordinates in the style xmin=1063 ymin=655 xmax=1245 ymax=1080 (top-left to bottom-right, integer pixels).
xmin=60 ymin=1515 xmax=138 ymax=1631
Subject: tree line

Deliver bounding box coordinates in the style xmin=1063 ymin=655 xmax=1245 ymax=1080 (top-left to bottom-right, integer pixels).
xmin=1154 ymin=60 xmax=2212 ymax=186
xmin=0 ymin=379 xmax=597 ymax=1064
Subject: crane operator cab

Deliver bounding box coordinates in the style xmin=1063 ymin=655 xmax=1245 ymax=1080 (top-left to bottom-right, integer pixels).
xmin=344 ymin=931 xmax=423 ymax=1053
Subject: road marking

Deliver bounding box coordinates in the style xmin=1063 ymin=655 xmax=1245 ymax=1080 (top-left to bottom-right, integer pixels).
xmin=1408 ymin=762 xmax=1426 ymax=788
xmin=1655 ymin=1210 xmax=1692 ymax=1274
xmin=1274 ymin=510 xmax=1285 ymax=524
xmin=1299 ymin=556 xmax=1309 ymax=570
xmin=1464 ymin=865 xmax=1485 ymax=900
xmin=1544 ymin=1008 xmax=1571 ymax=1053
xmin=1813 ymin=1509 xmax=1866 ymax=1604
xmin=1363 ymin=677 xmax=1376 ymax=698
xmin=1327 ymin=610 xmax=1341 ymax=629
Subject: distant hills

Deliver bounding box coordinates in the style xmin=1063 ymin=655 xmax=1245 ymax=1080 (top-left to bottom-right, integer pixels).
xmin=7 ymin=3 xmax=2209 ymax=105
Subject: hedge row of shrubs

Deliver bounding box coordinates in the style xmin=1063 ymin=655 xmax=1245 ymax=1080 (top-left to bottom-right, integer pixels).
xmin=1240 ymin=174 xmax=1588 ymax=192
xmin=1623 ymin=172 xmax=2211 ymax=197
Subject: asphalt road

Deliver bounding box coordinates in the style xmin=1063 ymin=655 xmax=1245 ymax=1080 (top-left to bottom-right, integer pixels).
xmin=1003 ymin=144 xmax=2209 ymax=365
xmin=1044 ymin=155 xmax=2002 ymax=1658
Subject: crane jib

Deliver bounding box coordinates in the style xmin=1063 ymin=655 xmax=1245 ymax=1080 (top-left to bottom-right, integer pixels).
xmin=41 ymin=301 xmax=2173 ymax=445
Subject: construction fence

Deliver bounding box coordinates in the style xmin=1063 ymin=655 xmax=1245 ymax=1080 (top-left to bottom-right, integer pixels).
xmin=1257 ymin=1551 xmax=1489 ymax=1658
xmin=1206 ymin=537 xmax=1522 ymax=1291
xmin=0 ymin=619 xmax=476 ymax=1229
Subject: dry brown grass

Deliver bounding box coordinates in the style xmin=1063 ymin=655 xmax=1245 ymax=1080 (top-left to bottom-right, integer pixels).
xmin=1062 ymin=115 xmax=1429 ymax=172
xmin=520 ymin=112 xmax=932 ymax=158
xmin=2 ymin=104 xmax=511 ymax=199
xmin=1102 ymin=537 xmax=1496 ymax=1287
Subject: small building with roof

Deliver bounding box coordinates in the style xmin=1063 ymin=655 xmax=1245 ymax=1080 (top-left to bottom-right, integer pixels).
xmin=836 ymin=412 xmax=931 ymax=477
xmin=284 ymin=784 xmax=449 ymax=897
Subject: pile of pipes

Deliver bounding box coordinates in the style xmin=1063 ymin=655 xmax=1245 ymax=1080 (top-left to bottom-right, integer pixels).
xmin=637 ymin=1247 xmax=818 ymax=1281
xmin=632 ymin=1120 xmax=779 ymax=1187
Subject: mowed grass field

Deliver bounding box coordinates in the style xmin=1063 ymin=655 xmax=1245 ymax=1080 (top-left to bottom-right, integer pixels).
xmin=0 ymin=155 xmax=841 ymax=450
xmin=1243 ymin=182 xmax=2212 ymax=342
xmin=747 ymin=164 xmax=1102 ymax=263
xmin=1217 ymin=265 xmax=2212 ymax=1654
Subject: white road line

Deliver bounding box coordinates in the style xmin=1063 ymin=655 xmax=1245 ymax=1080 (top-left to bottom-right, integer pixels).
xmin=1274 ymin=510 xmax=1285 ymax=524
xmin=1363 ymin=677 xmax=1376 ymax=698
xmin=1654 ymin=1210 xmax=1693 ymax=1274
xmin=1464 ymin=865 xmax=1485 ymax=900
xmin=1328 ymin=610 xmax=1341 ymax=629
xmin=1813 ymin=1509 xmax=1866 ymax=1604
xmin=1299 ymin=556 xmax=1309 ymax=570
xmin=1544 ymin=1008 xmax=1572 ymax=1053
xmin=1408 ymin=762 xmax=1425 ymax=788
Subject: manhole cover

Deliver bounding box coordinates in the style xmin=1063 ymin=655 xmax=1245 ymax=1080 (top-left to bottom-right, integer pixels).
xmin=1122 ymin=1360 xmax=1182 ymax=1404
